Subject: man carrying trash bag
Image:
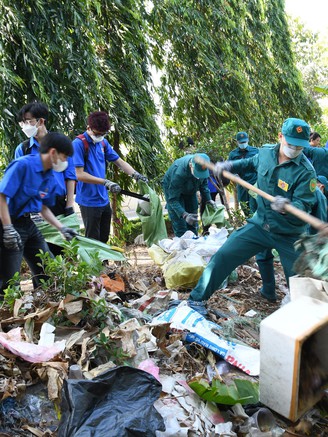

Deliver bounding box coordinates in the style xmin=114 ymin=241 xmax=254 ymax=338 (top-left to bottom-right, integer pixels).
xmin=162 ymin=153 xmax=217 ymax=237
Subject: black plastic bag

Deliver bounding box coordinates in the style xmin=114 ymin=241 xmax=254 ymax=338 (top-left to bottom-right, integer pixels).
xmin=58 ymin=366 xmax=165 ymax=437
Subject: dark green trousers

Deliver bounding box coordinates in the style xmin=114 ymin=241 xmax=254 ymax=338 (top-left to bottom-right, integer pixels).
xmin=189 ymin=223 xmax=300 ymax=301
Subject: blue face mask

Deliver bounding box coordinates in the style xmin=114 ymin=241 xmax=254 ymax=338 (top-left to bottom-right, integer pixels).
xmin=238 ymin=142 xmax=248 ymax=149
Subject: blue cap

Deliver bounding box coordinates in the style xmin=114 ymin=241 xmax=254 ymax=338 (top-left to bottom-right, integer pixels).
xmin=191 ymin=153 xmax=210 ymax=178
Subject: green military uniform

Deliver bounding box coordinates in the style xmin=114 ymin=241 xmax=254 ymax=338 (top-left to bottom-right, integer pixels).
xmin=190 ymin=143 xmax=317 ymax=302
xmin=163 ymin=154 xmax=211 ymax=237
xmin=303 ymin=146 xmax=328 ymax=179
xmin=309 ymin=187 xmax=327 ymax=235
xmin=228 ymin=145 xmax=258 ymax=214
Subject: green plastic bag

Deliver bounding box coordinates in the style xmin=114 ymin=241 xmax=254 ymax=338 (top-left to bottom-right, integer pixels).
xmin=294 ymin=234 xmax=328 ymax=280
xmin=136 ymin=181 xmax=167 ymax=247
xmin=202 ymin=204 xmax=226 ymax=228
xmin=37 ymin=214 xmax=125 ymax=262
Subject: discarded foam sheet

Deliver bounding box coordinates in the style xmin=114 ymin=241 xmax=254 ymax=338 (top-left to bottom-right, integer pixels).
xmin=152 ymin=302 xmax=260 ymax=376
xmin=289 ymin=275 xmax=328 ymax=303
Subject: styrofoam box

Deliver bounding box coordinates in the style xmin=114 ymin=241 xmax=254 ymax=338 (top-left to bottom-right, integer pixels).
xmin=260 ymin=296 xmax=328 ymax=421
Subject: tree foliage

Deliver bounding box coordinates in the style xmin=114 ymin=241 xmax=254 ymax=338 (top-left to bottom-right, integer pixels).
xmin=0 ymin=0 xmax=324 ymax=172
xmin=288 ymin=17 xmax=328 ymax=100
xmin=0 ymin=0 xmax=165 ymax=186
xmin=148 ymin=0 xmax=321 ymax=155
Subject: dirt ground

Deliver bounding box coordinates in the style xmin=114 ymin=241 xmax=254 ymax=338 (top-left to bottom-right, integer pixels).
xmin=0 ymin=243 xmax=327 ymax=436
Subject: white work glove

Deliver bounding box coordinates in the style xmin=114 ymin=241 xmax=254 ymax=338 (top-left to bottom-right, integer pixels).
xmin=60 ymin=227 xmax=79 ymax=241
xmin=206 ymin=199 xmax=218 ymax=210
xmin=132 ymin=171 xmax=149 ymax=183
xmin=214 ymin=161 xmax=232 ymax=178
xmin=103 ymin=179 xmax=121 ymax=193
xmin=182 ymin=212 xmax=199 ymax=226
xmin=271 ymin=196 xmax=290 ymax=214
xmin=3 ymin=224 xmax=22 ymax=251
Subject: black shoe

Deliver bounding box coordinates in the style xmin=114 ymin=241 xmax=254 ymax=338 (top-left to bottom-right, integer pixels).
xmin=259 ymin=290 xmax=277 ymax=303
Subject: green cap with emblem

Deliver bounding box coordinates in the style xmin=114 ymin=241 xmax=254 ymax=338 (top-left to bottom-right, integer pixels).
xmin=281 ymin=118 xmax=310 ymax=147
xmin=191 ymin=153 xmax=210 ymax=178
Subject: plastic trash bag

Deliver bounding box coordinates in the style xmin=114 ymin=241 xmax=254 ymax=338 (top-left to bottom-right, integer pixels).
xmin=136 ymin=181 xmax=167 ymax=247
xmin=36 ymin=213 xmax=125 ymax=262
xmin=201 ymin=204 xmax=226 ymax=228
xmin=58 ymin=366 xmax=165 ymax=437
xmin=294 ymin=234 xmax=328 ymax=280
xmin=163 ymin=250 xmax=206 ymax=289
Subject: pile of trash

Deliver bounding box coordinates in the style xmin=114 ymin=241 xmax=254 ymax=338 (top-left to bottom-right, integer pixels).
xmin=0 ymin=235 xmax=327 ymax=437
xmin=149 ymin=228 xmax=229 ymax=289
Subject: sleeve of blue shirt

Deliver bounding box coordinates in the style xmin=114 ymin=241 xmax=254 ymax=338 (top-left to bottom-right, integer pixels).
xmin=0 ymin=160 xmax=24 ymax=198
xmin=14 ymin=143 xmax=24 ymax=159
xmin=104 ymin=140 xmax=120 ymax=163
xmin=63 ymin=156 xmax=77 ymax=180
xmin=72 ymin=138 xmax=86 ymax=168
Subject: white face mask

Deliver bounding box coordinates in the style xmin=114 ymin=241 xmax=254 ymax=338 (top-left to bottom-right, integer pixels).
xmin=238 ymin=142 xmax=248 ymax=149
xmin=22 ymin=123 xmax=38 ymax=138
xmin=283 ymin=145 xmax=303 ymax=159
xmin=89 ymin=133 xmax=104 ymax=143
xmin=52 ymin=156 xmax=68 ymax=172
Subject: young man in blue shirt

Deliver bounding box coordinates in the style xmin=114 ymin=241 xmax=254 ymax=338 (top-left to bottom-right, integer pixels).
xmin=0 ymin=133 xmax=77 ymax=295
xmin=73 ymin=111 xmax=148 ymax=243
xmin=15 ymin=102 xmax=77 ymax=217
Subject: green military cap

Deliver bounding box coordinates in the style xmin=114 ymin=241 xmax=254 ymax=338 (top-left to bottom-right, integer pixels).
xmin=281 ymin=118 xmax=310 ymax=147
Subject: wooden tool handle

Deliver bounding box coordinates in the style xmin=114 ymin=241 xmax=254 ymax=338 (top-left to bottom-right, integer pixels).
xmin=195 ymin=156 xmax=327 ymax=231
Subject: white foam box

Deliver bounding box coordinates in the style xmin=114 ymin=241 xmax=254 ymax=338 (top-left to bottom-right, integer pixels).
xmin=260 ymin=296 xmax=328 ymax=421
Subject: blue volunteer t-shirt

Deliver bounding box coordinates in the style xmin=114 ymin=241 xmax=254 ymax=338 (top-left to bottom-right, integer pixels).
xmin=0 ymin=154 xmax=57 ymax=217
xmin=73 ymin=132 xmax=120 ymax=207
xmin=14 ymin=137 xmax=76 ymax=196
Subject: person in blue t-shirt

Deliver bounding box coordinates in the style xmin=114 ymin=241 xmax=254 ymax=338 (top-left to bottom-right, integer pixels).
xmin=228 ymin=132 xmax=258 ymax=215
xmin=15 ymin=102 xmax=77 ymax=218
xmin=0 ymin=133 xmax=77 ymax=295
xmin=73 ymin=111 xmax=148 ymax=243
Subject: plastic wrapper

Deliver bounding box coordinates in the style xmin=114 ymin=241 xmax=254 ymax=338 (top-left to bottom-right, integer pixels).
xmin=152 ymin=302 xmax=260 ymax=376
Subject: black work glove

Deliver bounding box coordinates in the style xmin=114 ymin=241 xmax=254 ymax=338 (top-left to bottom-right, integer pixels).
xmin=103 ymin=179 xmax=121 ymax=193
xmin=60 ymin=227 xmax=79 ymax=241
xmin=206 ymin=199 xmax=218 ymax=210
xmin=214 ymin=161 xmax=233 ymax=178
xmin=64 ymin=207 xmax=75 ymax=217
xmin=182 ymin=212 xmax=199 ymax=226
xmin=271 ymin=196 xmax=290 ymax=214
xmin=132 ymin=171 xmax=149 ymax=183
xmin=3 ymin=224 xmax=22 ymax=251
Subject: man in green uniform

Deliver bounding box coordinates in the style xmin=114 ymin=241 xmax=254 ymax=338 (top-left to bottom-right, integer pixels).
xmin=163 ymin=153 xmax=214 ymax=237
xmin=228 ymin=132 xmax=258 ymax=214
xmin=189 ymin=118 xmax=317 ymax=303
